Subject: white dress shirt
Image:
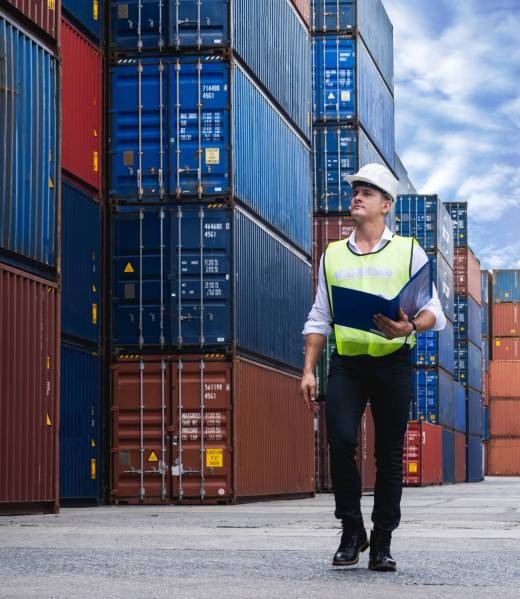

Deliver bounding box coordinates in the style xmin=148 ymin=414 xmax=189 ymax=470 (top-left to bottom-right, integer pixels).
xmin=303 ymin=226 xmax=447 ymax=337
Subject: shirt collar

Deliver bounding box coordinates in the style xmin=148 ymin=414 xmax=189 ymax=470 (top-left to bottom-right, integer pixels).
xmin=348 ymin=226 xmax=393 ymax=251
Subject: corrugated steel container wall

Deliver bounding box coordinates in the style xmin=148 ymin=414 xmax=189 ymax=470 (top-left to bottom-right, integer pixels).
xmin=442 ymin=428 xmax=455 ymax=483
xmin=493 ymin=338 xmax=520 ymax=360
xmin=481 ymin=270 xmax=490 ymax=304
xmin=0 ymin=16 xmax=59 ymax=272
xmin=62 ymin=0 xmax=101 ymax=42
xmin=482 ymin=337 xmax=490 ymax=370
xmin=413 ymin=320 xmax=455 ymax=374
xmin=411 ymin=368 xmax=454 ymax=428
xmin=454 ymin=381 xmax=466 ymax=433
xmin=467 ymin=387 xmax=483 ymax=437
xmin=482 ymin=302 xmax=489 ymax=338
xmin=486 ymin=438 xmax=520 ymax=475
xmin=454 ymin=247 xmax=481 ymax=305
xmin=489 ymin=398 xmax=520 ymax=437
xmin=454 ymin=294 xmax=482 ymax=347
xmin=467 ymin=434 xmax=483 ymax=482
xmin=403 ymin=421 xmax=443 ymax=486
xmin=492 ymin=270 xmax=520 ymax=303
xmin=235 ymin=209 xmax=311 ymax=370
xmin=316 ymin=333 xmax=336 ymax=397
xmin=60 ymin=343 xmax=100 ymax=501
xmin=234 ymin=357 xmax=314 ymax=498
xmin=454 ymin=431 xmax=466 ymax=483
xmin=428 ymin=251 xmax=455 ymax=324
xmin=454 ymin=340 xmax=482 ymax=391
xmin=4 ymin=0 xmax=60 ymax=43
xmin=483 ymin=406 xmax=489 ymax=441
xmin=291 ymin=0 xmax=310 ymax=27
xmin=489 ymin=360 xmax=520 ymax=397
xmin=444 ymin=201 xmax=468 ymax=248
xmin=61 ymin=181 xmax=101 ymax=344
xmin=61 ymin=17 xmax=102 ymax=192
xmin=394 ymin=153 xmax=417 ymax=194
xmin=0 ymin=263 xmax=59 ymax=513
xmin=312 ymin=216 xmax=355 ymax=289
xmin=492 ymin=303 xmax=520 ymax=337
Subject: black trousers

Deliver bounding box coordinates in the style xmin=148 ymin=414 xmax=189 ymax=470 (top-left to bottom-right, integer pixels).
xmin=325 ymin=346 xmax=412 ymax=532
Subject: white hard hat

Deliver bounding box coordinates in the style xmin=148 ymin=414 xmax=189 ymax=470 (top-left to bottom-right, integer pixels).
xmin=346 ymin=163 xmax=399 ymax=201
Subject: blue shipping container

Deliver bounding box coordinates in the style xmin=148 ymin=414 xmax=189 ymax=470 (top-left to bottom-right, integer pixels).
xmin=413 ymin=319 xmax=455 ymax=375
xmin=454 ymin=381 xmax=467 ymax=433
xmin=481 ymin=270 xmax=490 ymax=304
xmin=112 ymin=205 xmax=311 ymax=370
xmin=0 ymin=15 xmax=59 ymax=272
xmin=312 ymin=36 xmax=395 ymax=167
xmin=455 ymin=340 xmax=482 ymax=391
xmin=444 ymin=201 xmax=467 ymax=248
xmin=396 ymin=195 xmax=454 ymax=267
xmin=311 ymin=0 xmax=394 ymax=94
xmin=63 ymin=0 xmax=102 ymax=42
xmin=482 ymin=302 xmax=489 ymax=339
xmin=411 ymin=368 xmax=454 ymax=428
xmin=483 ymin=406 xmax=489 ymax=442
xmin=395 ymin=154 xmax=416 ymax=195
xmin=110 ymin=57 xmax=312 ymax=255
xmin=111 ymin=0 xmax=310 ymax=138
xmin=428 ymin=251 xmax=455 ymax=324
xmin=467 ymin=388 xmax=483 ymax=437
xmin=454 ymin=294 xmax=482 ymax=347
xmin=61 ymin=181 xmax=102 ymax=344
xmin=482 ymin=339 xmax=489 ymax=372
xmin=60 ymin=342 xmax=101 ymax=501
xmin=492 ymin=270 xmax=520 ymax=303
xmin=467 ymin=434 xmax=484 ymax=482
xmin=442 ymin=428 xmax=455 ymax=483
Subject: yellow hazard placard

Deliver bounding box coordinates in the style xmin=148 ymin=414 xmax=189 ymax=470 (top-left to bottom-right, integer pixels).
xmin=496 ymin=339 xmax=501 ymax=346
xmin=148 ymin=451 xmax=159 ymax=462
xmin=93 ymin=151 xmax=99 ymax=173
xmin=205 ymin=148 xmax=220 ymax=165
xmin=92 ymin=303 xmax=98 ymax=325
xmin=124 ymin=262 xmax=134 ymax=273
xmin=206 ymin=448 xmax=223 ymax=468
xmin=91 ymin=458 xmax=97 ymax=480
xmin=408 ymin=462 xmax=418 ymax=474
xmin=93 ymin=0 xmax=99 ymax=21
xmin=48 ymin=0 xmax=55 ymax=10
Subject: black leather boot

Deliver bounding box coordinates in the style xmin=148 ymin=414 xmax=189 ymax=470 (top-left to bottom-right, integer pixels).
xmin=332 ymin=521 xmax=369 ymax=566
xmin=368 ymin=527 xmax=397 ymax=571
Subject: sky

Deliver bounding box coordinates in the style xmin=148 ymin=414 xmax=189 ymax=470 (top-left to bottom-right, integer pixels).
xmin=383 ymin=0 xmax=520 ymax=269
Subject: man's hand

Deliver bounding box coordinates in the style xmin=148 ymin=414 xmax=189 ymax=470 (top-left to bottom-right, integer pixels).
xmin=300 ymin=371 xmax=320 ymax=413
xmin=373 ymin=308 xmax=413 ymax=339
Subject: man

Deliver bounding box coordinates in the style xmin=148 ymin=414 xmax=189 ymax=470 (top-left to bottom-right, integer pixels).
xmin=301 ymin=164 xmax=446 ymax=571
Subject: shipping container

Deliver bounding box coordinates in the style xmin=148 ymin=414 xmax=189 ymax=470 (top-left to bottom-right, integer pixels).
xmin=492 ymin=270 xmax=520 ymax=303
xmin=442 ymin=428 xmax=454 ymax=483
xmin=312 ymin=35 xmax=395 ymax=167
xmin=111 ymin=0 xmax=310 ymax=138
xmin=488 ymin=361 xmax=520 ymax=397
xmin=63 ymin=0 xmax=101 ymax=42
xmin=312 ymin=124 xmax=390 ymax=213
xmin=493 ymin=338 xmax=520 ymax=360
xmin=482 ymin=337 xmax=490 ymax=371
xmin=453 ymin=381 xmax=466 ymax=434
xmin=454 ymin=294 xmax=482 ymax=347
xmin=481 ymin=270 xmax=490 ymax=304
xmin=62 ymin=17 xmax=102 ymax=192
xmin=454 ymin=431 xmax=466 ymax=483
xmin=313 ymin=216 xmax=355 ymax=289
xmin=402 ymin=421 xmax=442 ymax=486
xmin=428 ymin=251 xmax=455 ymax=324
xmin=394 ymin=154 xmax=416 ymax=195
xmin=111 ymin=355 xmax=314 ymax=503
xmin=467 ymin=387 xmax=483 ymax=437
xmin=61 ymin=181 xmax=101 ymax=344
xmin=444 ymin=201 xmax=467 ymax=248
xmin=395 ymin=195 xmax=454 ymax=267
xmin=488 ymin=398 xmax=520 ymax=437
xmin=292 ymin=0 xmax=311 ymax=28
xmin=454 ymin=340 xmax=482 ymax=391
xmin=483 ymin=371 xmax=489 ymax=407
xmin=454 ymin=247 xmax=481 ymax=305
xmin=60 ymin=342 xmax=101 ymax=502
xmin=0 ymin=263 xmax=59 ymax=514
xmin=482 ymin=301 xmax=489 ymax=338
xmin=483 ymin=406 xmax=489 ymax=441
xmin=467 ymin=434 xmax=484 ymax=482
xmin=3 ymin=0 xmax=60 ymax=44
xmin=492 ymin=303 xmax=520 ymax=338
xmin=112 ymin=205 xmax=311 ymax=370
xmin=413 ymin=320 xmax=455 ymax=374
xmin=311 ymin=0 xmax=393 ymax=94
xmin=410 ymin=368 xmax=454 ymax=429
xmin=486 ymin=437 xmax=520 ymax=475
xmin=110 ymin=57 xmax=312 ymax=253
xmin=0 ymin=14 xmax=59 ymax=275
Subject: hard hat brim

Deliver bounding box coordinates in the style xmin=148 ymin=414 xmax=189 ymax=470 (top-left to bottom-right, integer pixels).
xmin=346 ymin=174 xmax=395 ymax=200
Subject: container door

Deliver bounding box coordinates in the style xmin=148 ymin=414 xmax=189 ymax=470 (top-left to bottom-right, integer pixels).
xmin=112 ymin=0 xmax=166 ymax=51
xmin=312 ymin=0 xmax=355 ymax=33
xmin=169 ymin=0 xmax=229 ymax=48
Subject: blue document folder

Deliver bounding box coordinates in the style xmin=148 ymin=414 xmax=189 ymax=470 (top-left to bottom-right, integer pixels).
xmin=331 ymin=261 xmax=432 ymax=334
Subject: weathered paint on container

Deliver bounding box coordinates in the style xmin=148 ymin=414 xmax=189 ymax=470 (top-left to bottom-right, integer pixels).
xmin=61 ymin=181 xmax=101 ymax=344
xmin=312 ymin=36 xmax=395 ymax=167
xmin=62 ymin=17 xmax=102 ymax=192
xmin=481 ymin=270 xmax=490 ymax=304
xmin=442 ymin=428 xmax=455 ymax=483
xmin=486 ymin=437 xmax=520 ymax=475
xmin=410 ymin=368 xmax=454 ymax=429
xmin=394 ymin=154 xmax=416 ymax=195
xmin=62 ymin=0 xmax=101 ymax=42
xmin=60 ymin=342 xmax=100 ymax=502
xmin=454 ymin=247 xmax=481 ymax=305
xmin=488 ymin=398 xmax=520 ymax=437
xmin=444 ymin=201 xmax=467 ymax=248
xmin=0 ymin=263 xmax=59 ymax=514
xmin=4 ymin=0 xmax=60 ymax=44
xmin=0 ymin=15 xmax=59 ymax=274
xmin=454 ymin=431 xmax=466 ymax=483
xmin=492 ymin=303 xmax=520 ymax=338
xmin=402 ymin=421 xmax=442 ymax=486
xmin=489 ymin=360 xmax=520 ymax=397
xmin=454 ymin=340 xmax=482 ymax=391
xmin=492 ymin=270 xmax=520 ymax=303
xmin=454 ymin=381 xmax=466 ymax=434
xmin=467 ymin=433 xmax=484 ymax=482
xmin=413 ymin=320 xmax=455 ymax=374
xmin=467 ymin=387 xmax=483 ymax=437
xmin=454 ymin=294 xmax=482 ymax=347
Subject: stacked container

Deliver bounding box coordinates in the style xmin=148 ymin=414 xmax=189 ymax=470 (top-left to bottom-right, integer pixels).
xmin=0 ymin=2 xmax=61 ymax=513
xmin=445 ymin=201 xmax=484 ymax=482
xmin=108 ymin=0 xmax=315 ymax=503
xmin=396 ymin=195 xmax=455 ymax=485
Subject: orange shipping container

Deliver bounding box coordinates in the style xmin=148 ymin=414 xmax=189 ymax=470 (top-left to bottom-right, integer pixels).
xmin=489 ymin=398 xmax=520 ymax=437
xmin=492 ymin=303 xmax=520 ymax=337
xmin=493 ymin=338 xmax=520 ymax=360
xmin=454 ymin=247 xmax=481 ymax=305
xmin=489 ymin=360 xmax=520 ymax=397
xmin=486 ymin=438 xmax=520 ymax=475
xmin=291 ymin=0 xmax=310 ymax=27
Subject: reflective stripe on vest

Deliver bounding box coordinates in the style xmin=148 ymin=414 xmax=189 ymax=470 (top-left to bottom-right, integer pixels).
xmin=324 ymin=234 xmax=417 ymax=357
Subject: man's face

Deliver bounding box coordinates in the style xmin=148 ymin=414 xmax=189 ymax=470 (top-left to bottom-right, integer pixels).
xmin=350 ymin=185 xmax=392 ymax=222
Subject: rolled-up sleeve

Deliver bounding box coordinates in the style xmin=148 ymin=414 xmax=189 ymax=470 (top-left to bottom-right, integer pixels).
xmin=412 ymin=245 xmax=447 ymax=332
xmin=302 ymin=254 xmax=333 ymax=337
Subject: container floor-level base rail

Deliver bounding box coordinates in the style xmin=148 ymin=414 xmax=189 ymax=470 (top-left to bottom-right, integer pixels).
xmin=0 ymin=501 xmax=59 ymax=516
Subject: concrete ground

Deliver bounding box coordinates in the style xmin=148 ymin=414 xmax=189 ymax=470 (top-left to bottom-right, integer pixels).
xmin=1 ymin=477 xmax=519 ymax=599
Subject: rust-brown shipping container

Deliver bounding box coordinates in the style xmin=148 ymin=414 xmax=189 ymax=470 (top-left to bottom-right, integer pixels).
xmin=454 ymin=431 xmax=466 ymax=483
xmin=111 ymin=355 xmax=315 ymax=504
xmin=3 ymin=0 xmax=60 ymax=46
xmin=0 ymin=263 xmax=60 ymax=514
xmin=486 ymin=437 xmax=520 ymax=475
xmin=291 ymin=0 xmax=310 ymax=28
xmin=403 ymin=421 xmax=443 ymax=486
xmin=488 ymin=398 xmax=520 ymax=437
xmin=493 ymin=338 xmax=520 ymax=360
xmin=454 ymin=246 xmax=481 ymax=305
xmin=313 ymin=216 xmax=355 ymax=289
xmin=492 ymin=303 xmax=520 ymax=338
xmin=489 ymin=360 xmax=520 ymax=397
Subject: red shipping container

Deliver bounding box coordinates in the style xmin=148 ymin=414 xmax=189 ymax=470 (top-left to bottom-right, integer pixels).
xmin=486 ymin=437 xmax=520 ymax=475
xmin=291 ymin=0 xmax=310 ymax=28
xmin=454 ymin=431 xmax=466 ymax=483
xmin=489 ymin=398 xmax=520 ymax=437
xmin=403 ymin=421 xmax=443 ymax=486
xmin=489 ymin=360 xmax=520 ymax=397
xmin=4 ymin=0 xmax=60 ymax=45
xmin=493 ymin=338 xmax=520 ymax=360
xmin=111 ymin=355 xmax=314 ymax=504
xmin=0 ymin=263 xmax=60 ymax=514
xmin=454 ymin=247 xmax=481 ymax=305
xmin=492 ymin=303 xmax=520 ymax=337
xmin=61 ymin=17 xmax=102 ymax=192
xmin=313 ymin=216 xmax=355 ymax=289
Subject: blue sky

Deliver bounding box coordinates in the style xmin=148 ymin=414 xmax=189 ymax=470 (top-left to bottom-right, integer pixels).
xmin=383 ymin=0 xmax=520 ymax=269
